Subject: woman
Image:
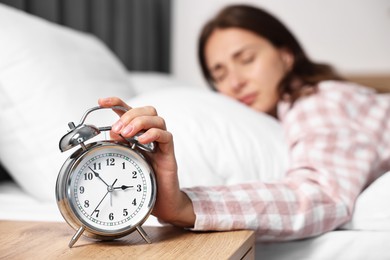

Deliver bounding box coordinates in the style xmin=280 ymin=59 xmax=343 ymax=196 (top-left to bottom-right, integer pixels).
xmin=98 ymin=5 xmax=390 ymax=241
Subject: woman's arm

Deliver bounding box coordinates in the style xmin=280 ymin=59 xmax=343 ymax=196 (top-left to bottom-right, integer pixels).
xmin=182 ymin=84 xmax=386 ymax=241
xmin=98 ymin=97 xmax=196 ymax=227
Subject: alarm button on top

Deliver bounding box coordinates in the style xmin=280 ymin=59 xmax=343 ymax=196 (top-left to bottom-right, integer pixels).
xmin=59 ymin=123 xmax=100 ymax=152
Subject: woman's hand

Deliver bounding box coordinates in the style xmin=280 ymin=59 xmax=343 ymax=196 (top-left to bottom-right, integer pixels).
xmin=98 ymin=97 xmax=195 ymax=227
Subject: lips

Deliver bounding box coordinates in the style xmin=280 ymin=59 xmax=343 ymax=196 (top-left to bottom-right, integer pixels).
xmin=239 ymin=93 xmax=257 ymax=106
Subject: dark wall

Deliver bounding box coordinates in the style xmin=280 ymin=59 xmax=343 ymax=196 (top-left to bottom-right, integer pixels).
xmin=0 ymin=0 xmax=171 ymax=72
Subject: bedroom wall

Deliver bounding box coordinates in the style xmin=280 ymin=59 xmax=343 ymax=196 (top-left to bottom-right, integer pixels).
xmin=171 ymin=0 xmax=390 ymax=89
xmin=0 ymin=0 xmax=171 ymax=72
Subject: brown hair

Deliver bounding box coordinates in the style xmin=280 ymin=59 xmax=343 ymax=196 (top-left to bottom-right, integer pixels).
xmin=198 ymin=5 xmax=343 ymax=102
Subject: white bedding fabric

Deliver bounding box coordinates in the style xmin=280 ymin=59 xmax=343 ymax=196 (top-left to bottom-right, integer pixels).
xmin=256 ymin=230 xmax=390 ymax=260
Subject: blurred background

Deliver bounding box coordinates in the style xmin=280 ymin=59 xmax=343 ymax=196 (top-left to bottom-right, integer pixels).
xmin=1 ymin=0 xmax=389 ymax=90
xmin=173 ymin=0 xmax=390 ymax=90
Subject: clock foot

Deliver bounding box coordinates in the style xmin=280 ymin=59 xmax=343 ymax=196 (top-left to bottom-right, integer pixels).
xmin=69 ymin=226 xmax=85 ymax=248
xmin=136 ymin=226 xmax=151 ymax=244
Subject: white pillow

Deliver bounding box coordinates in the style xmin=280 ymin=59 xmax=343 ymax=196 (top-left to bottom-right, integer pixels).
xmin=341 ymin=171 xmax=390 ymax=231
xmin=128 ymin=88 xmax=289 ymax=187
xmin=128 ymin=72 xmax=193 ymax=95
xmin=0 ymin=4 xmax=135 ymax=201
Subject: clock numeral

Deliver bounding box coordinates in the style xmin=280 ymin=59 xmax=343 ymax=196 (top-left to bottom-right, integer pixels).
xmin=106 ymin=158 xmax=115 ymax=166
xmin=84 ymin=200 xmax=90 ymax=208
xmin=132 ymin=171 xmax=137 ymax=179
xmin=137 ymin=184 xmax=141 ymax=192
xmin=93 ymin=162 xmax=101 ymax=170
xmin=84 ymin=172 xmax=93 ymax=180
xmin=123 ymin=209 xmax=128 ymax=216
xmin=109 ymin=213 xmax=114 ymax=221
xmin=93 ymin=210 xmax=100 ymax=218
xmin=79 ymin=186 xmax=85 ymax=194
xmin=132 ymin=198 xmax=137 ymax=206
xmin=122 ymin=162 xmax=126 ymax=169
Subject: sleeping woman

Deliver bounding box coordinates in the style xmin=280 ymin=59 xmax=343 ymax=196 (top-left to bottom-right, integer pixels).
xmin=98 ymin=4 xmax=390 ymax=241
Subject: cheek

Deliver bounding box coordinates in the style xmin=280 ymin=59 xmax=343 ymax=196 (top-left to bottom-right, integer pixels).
xmin=269 ymin=53 xmax=289 ymax=79
xmin=253 ymin=92 xmax=279 ymax=114
xmin=250 ymin=55 xmax=286 ymax=87
xmin=214 ymin=82 xmax=236 ymax=98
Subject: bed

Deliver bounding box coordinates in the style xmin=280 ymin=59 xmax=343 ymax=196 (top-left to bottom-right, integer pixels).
xmin=1 ymin=4 xmax=390 ymax=260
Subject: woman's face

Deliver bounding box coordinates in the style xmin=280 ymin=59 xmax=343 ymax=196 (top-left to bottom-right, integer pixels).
xmin=204 ymin=28 xmax=293 ymax=115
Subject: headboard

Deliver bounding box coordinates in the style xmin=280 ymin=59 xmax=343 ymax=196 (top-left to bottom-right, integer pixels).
xmin=0 ymin=0 xmax=171 ymax=72
xmin=345 ymin=75 xmax=390 ymax=93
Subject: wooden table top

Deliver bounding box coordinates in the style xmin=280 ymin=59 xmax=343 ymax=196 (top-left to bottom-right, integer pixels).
xmin=0 ymin=220 xmax=255 ymax=259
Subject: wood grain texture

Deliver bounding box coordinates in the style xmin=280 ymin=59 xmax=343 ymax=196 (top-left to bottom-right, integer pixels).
xmin=0 ymin=221 xmax=255 ymax=259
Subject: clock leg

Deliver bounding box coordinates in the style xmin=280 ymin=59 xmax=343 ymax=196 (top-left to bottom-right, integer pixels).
xmin=136 ymin=226 xmax=152 ymax=244
xmin=68 ymin=226 xmax=85 ymax=248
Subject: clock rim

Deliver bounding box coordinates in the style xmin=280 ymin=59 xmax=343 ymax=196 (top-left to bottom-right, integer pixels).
xmin=55 ymin=141 xmax=157 ymax=240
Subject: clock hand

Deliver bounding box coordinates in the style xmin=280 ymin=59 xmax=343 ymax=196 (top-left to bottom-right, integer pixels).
xmin=113 ymin=185 xmax=134 ymax=190
xmin=109 ymin=179 xmax=118 ymax=207
xmin=92 ymin=179 xmax=118 ymax=214
xmin=92 ymin=190 xmax=109 ymax=216
xmin=88 ymin=167 xmax=109 ymax=187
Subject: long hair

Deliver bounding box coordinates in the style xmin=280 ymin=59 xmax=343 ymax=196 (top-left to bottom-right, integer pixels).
xmin=198 ymin=5 xmax=343 ymax=102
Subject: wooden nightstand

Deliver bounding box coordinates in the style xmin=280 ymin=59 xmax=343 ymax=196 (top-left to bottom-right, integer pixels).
xmin=0 ymin=221 xmax=255 ymax=259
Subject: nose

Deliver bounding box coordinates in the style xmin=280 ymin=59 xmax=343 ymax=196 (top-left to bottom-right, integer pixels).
xmin=228 ymin=68 xmax=246 ymax=92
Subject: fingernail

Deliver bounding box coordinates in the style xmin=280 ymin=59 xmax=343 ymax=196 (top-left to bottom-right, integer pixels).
xmin=112 ymin=121 xmax=123 ymax=133
xmin=137 ymin=133 xmax=148 ymax=143
xmin=121 ymin=125 xmax=133 ymax=136
xmin=100 ymin=97 xmax=112 ymax=104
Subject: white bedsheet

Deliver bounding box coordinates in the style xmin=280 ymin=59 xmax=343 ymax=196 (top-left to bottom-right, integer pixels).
xmin=1 ymin=181 xmax=389 ymax=260
xmin=256 ymin=230 xmax=390 ymax=260
xmin=0 ymin=181 xmax=61 ymax=222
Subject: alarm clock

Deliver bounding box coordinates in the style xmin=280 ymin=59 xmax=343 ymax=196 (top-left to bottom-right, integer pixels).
xmin=56 ymin=106 xmax=157 ymax=248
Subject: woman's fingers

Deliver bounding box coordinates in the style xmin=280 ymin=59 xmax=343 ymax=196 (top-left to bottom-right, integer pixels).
xmin=109 ymin=131 xmax=124 ymax=142
xmin=113 ymin=115 xmax=167 ymax=139
xmin=111 ymin=107 xmax=166 ymax=138
xmin=138 ymin=128 xmax=174 ymax=154
xmin=98 ymin=97 xmax=169 ymax=148
xmin=98 ymin=97 xmax=131 ymax=109
xmin=98 ymin=97 xmax=132 ymax=116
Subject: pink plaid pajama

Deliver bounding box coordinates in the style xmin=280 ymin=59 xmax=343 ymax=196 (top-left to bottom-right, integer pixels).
xmin=183 ymin=81 xmax=390 ymax=241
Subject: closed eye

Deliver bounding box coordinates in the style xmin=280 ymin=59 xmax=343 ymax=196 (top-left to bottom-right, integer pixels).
xmin=241 ymin=54 xmax=255 ymax=64
xmin=210 ymin=65 xmax=227 ymax=83
xmin=236 ymin=50 xmax=256 ymax=65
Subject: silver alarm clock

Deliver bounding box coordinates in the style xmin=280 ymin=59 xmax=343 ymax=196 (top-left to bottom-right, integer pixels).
xmin=56 ymin=106 xmax=157 ymax=248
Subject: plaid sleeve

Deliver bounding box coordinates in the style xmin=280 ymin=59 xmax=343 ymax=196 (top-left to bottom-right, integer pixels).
xmin=182 ymin=82 xmax=389 ymax=241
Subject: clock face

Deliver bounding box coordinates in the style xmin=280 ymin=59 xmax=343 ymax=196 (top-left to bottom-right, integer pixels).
xmin=67 ymin=144 xmax=155 ymax=234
